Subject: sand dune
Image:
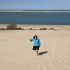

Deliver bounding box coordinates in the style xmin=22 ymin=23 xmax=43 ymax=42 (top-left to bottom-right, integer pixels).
xmin=0 ymin=28 xmax=70 ymax=70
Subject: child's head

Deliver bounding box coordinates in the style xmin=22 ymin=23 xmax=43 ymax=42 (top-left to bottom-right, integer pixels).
xmin=33 ymin=35 xmax=38 ymax=39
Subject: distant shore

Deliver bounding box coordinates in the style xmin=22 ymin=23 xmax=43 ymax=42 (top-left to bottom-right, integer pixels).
xmin=0 ymin=10 xmax=70 ymax=12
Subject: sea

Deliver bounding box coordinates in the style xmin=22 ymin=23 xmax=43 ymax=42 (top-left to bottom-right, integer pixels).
xmin=0 ymin=12 xmax=70 ymax=25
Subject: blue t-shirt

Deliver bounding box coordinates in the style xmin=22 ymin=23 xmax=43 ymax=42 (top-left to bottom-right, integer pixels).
xmin=30 ymin=38 xmax=41 ymax=47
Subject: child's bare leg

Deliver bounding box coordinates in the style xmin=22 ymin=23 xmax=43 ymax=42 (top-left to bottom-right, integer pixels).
xmin=36 ymin=50 xmax=38 ymax=56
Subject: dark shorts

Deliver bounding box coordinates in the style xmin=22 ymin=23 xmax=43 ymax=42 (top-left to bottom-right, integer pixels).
xmin=32 ymin=46 xmax=40 ymax=50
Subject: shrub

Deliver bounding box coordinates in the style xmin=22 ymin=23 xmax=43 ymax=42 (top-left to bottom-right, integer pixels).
xmin=30 ymin=28 xmax=32 ymax=30
xmin=0 ymin=28 xmax=6 ymax=30
xmin=40 ymin=28 xmax=47 ymax=30
xmin=1 ymin=28 xmax=6 ymax=30
xmin=49 ymin=28 xmax=54 ymax=30
xmin=16 ymin=27 xmax=24 ymax=30
xmin=6 ymin=23 xmax=17 ymax=30
xmin=0 ymin=28 xmax=2 ymax=30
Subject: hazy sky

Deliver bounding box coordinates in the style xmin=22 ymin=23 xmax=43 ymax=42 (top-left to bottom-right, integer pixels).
xmin=0 ymin=0 xmax=70 ymax=10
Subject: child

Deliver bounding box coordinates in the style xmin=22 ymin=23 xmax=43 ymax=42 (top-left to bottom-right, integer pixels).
xmin=30 ymin=35 xmax=41 ymax=56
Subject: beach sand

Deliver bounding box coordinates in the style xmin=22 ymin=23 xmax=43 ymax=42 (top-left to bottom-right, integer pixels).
xmin=0 ymin=24 xmax=70 ymax=70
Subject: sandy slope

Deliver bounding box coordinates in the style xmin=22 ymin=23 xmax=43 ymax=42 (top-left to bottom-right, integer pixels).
xmin=0 ymin=30 xmax=70 ymax=70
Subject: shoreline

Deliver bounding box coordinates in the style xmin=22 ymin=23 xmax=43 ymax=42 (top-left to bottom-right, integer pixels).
xmin=0 ymin=24 xmax=70 ymax=25
xmin=0 ymin=10 xmax=70 ymax=12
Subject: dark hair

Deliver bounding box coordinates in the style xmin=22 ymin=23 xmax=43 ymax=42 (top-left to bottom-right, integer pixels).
xmin=33 ymin=35 xmax=38 ymax=39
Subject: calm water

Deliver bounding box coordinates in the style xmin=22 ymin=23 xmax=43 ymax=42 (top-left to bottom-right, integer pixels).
xmin=0 ymin=12 xmax=70 ymax=25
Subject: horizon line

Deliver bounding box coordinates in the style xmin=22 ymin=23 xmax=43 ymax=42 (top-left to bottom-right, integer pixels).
xmin=0 ymin=9 xmax=70 ymax=11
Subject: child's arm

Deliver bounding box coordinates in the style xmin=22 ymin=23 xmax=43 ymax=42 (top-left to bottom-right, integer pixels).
xmin=30 ymin=39 xmax=33 ymax=42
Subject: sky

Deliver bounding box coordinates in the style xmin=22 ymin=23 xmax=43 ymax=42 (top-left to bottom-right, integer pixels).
xmin=0 ymin=0 xmax=70 ymax=10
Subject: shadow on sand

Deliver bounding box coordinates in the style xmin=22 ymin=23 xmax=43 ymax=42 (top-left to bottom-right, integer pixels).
xmin=38 ymin=51 xmax=48 ymax=55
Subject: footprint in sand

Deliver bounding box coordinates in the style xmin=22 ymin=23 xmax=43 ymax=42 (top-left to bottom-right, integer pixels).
xmin=43 ymin=60 xmax=47 ymax=63
xmin=50 ymin=49 xmax=56 ymax=58
xmin=45 ymin=59 xmax=51 ymax=66
xmin=62 ymin=60 xmax=68 ymax=63
xmin=46 ymin=62 xmax=51 ymax=66
xmin=35 ymin=61 xmax=40 ymax=63
xmin=50 ymin=54 xmax=54 ymax=58
xmin=51 ymin=49 xmax=56 ymax=53
xmin=40 ymin=67 xmax=48 ymax=70
xmin=59 ymin=55 xmax=67 ymax=59
xmin=63 ymin=55 xmax=67 ymax=58
xmin=61 ymin=52 xmax=67 ymax=59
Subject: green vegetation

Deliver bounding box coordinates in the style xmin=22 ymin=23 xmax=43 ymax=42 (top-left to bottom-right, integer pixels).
xmin=6 ymin=23 xmax=24 ymax=30
xmin=0 ymin=23 xmax=24 ymax=30
xmin=49 ymin=28 xmax=55 ymax=30
xmin=16 ymin=27 xmax=24 ymax=30
xmin=40 ymin=28 xmax=47 ymax=30
xmin=0 ymin=24 xmax=56 ymax=31
xmin=6 ymin=23 xmax=17 ymax=30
